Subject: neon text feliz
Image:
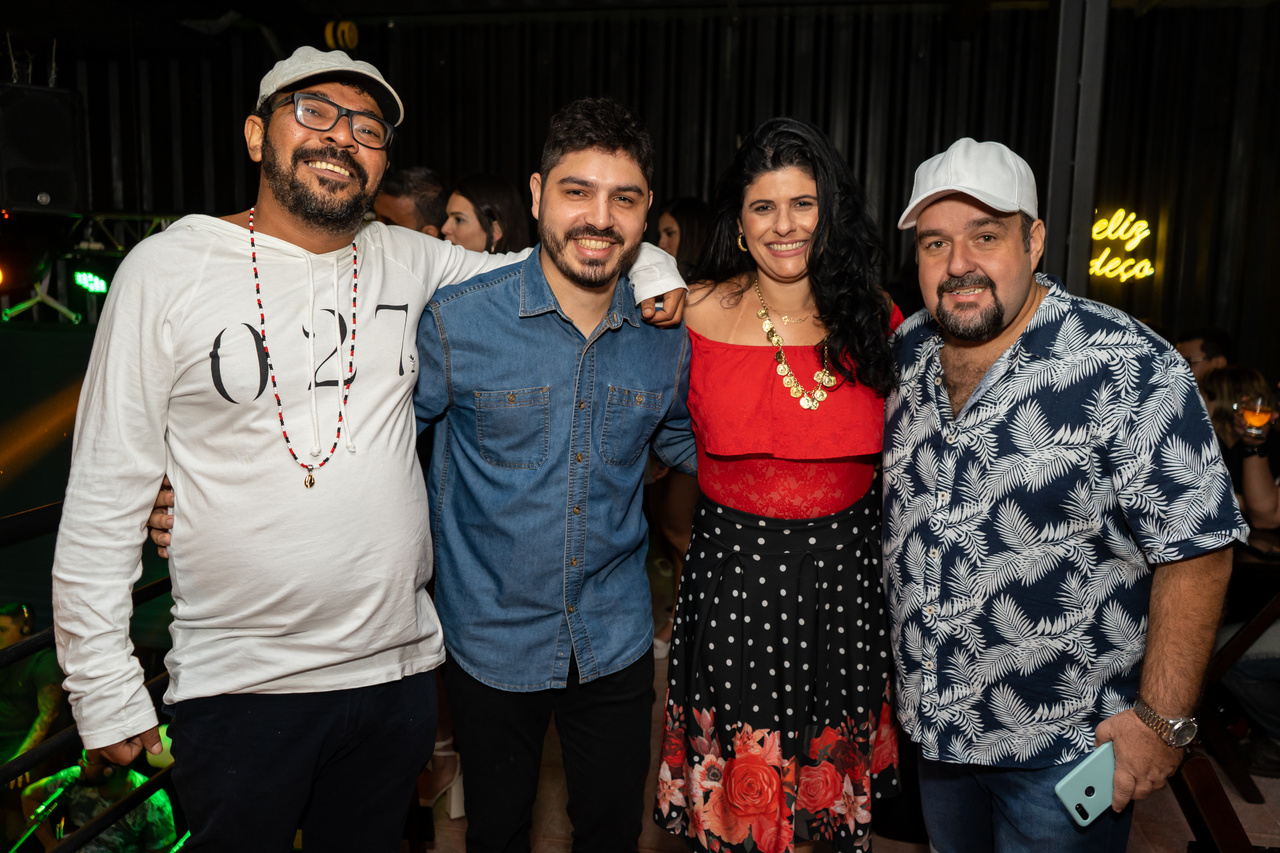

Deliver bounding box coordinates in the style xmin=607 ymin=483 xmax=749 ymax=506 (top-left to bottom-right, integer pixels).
xmin=1090 ymin=210 xmax=1154 ymax=282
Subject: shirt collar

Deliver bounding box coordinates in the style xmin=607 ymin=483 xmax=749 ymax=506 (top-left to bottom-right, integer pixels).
xmin=1012 ymin=273 xmax=1067 ymax=360
xmin=518 ymin=245 xmax=638 ymax=330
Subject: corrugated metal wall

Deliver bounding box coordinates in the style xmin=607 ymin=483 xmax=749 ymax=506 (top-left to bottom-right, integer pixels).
xmin=53 ymin=3 xmax=1280 ymax=377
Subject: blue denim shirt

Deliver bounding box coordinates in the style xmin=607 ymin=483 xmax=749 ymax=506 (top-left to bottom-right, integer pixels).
xmin=414 ymin=249 xmax=695 ymax=691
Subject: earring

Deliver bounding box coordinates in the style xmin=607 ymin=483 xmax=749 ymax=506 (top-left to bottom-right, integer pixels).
xmin=737 ymin=233 xmax=748 ymax=252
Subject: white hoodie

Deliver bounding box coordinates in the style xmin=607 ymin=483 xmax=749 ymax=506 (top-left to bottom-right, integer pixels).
xmin=52 ymin=217 xmax=551 ymax=749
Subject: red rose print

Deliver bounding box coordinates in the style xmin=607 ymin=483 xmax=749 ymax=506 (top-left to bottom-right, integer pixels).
xmin=809 ymin=726 xmax=840 ymax=761
xmin=722 ymin=753 xmax=782 ymax=817
xmin=662 ymin=727 xmax=687 ymax=767
xmin=795 ymin=761 xmax=844 ymax=814
xmin=870 ymin=702 xmax=900 ymax=775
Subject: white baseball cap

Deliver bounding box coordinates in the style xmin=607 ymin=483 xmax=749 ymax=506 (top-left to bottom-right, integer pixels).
xmin=897 ymin=138 xmax=1037 ymax=230
xmin=257 ymin=46 xmax=404 ymax=127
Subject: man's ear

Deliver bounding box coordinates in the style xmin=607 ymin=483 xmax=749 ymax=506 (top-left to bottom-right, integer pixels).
xmin=245 ymin=116 xmax=265 ymax=164
xmin=1029 ymin=218 xmax=1046 ymax=269
xmin=529 ymin=172 xmax=543 ymax=221
xmin=422 ymin=225 xmax=441 ymax=238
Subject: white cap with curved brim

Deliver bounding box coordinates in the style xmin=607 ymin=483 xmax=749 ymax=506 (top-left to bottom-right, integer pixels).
xmin=257 ymin=46 xmax=404 ymax=127
xmin=897 ymin=137 xmax=1037 ymax=230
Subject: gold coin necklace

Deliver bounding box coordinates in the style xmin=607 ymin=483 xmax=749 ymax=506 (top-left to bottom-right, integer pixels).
xmin=250 ymin=207 xmax=358 ymax=488
xmin=752 ymin=274 xmax=835 ymax=411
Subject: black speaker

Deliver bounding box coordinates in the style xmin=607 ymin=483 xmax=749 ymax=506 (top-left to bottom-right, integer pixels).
xmin=0 ymin=84 xmax=86 ymax=213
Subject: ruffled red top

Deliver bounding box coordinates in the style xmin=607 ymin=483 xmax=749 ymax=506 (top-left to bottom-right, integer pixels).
xmin=689 ymin=305 xmax=903 ymax=518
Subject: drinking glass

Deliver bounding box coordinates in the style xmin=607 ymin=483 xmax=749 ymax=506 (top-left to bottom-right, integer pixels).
xmin=1236 ymin=396 xmax=1274 ymax=438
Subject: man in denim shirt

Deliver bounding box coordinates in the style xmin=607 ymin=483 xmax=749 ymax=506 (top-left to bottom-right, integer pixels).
xmin=414 ymin=98 xmax=694 ymax=852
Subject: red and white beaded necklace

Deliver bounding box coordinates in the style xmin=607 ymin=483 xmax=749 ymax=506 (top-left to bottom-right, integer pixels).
xmin=249 ymin=206 xmax=358 ymax=488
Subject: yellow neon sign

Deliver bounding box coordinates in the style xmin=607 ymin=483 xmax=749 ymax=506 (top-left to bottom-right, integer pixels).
xmin=1090 ymin=209 xmax=1155 ymax=282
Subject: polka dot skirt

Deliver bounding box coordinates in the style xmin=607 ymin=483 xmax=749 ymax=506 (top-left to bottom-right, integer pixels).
xmin=654 ymin=486 xmax=900 ymax=851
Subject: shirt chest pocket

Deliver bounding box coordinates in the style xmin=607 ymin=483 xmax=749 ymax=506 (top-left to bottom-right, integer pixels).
xmin=600 ymin=385 xmax=663 ymax=466
xmin=475 ymin=387 xmax=550 ymax=469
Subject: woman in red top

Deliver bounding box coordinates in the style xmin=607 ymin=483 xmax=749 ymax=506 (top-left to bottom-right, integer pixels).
xmin=654 ymin=118 xmax=901 ymax=852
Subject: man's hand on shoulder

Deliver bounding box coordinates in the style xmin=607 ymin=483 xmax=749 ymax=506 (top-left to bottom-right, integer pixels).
xmin=147 ymin=477 xmax=174 ymax=558
xmin=1095 ymin=708 xmax=1182 ymax=812
xmin=640 ymin=288 xmax=686 ymax=327
xmin=91 ymin=726 xmax=164 ymax=767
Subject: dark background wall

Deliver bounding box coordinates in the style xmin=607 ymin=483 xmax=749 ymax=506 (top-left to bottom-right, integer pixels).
xmin=2 ymin=2 xmax=1278 ymax=561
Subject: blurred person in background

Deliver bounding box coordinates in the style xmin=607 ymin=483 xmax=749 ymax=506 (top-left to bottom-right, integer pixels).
xmin=655 ymin=196 xmax=709 ymax=279
xmin=1 ymin=603 xmax=66 ymax=847
xmin=372 ymin=166 xmax=448 ymax=236
xmin=648 ymin=196 xmax=711 ymax=660
xmin=1175 ymin=326 xmax=1233 ymax=387
xmin=1217 ymin=383 xmax=1280 ymax=778
xmin=22 ymin=751 xmax=175 ymax=853
xmin=440 ymin=174 xmax=531 ymax=254
xmin=1201 ymin=365 xmax=1280 ymax=507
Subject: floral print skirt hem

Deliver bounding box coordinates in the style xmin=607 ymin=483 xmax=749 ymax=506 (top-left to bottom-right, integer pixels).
xmin=654 ymin=488 xmax=900 ymax=853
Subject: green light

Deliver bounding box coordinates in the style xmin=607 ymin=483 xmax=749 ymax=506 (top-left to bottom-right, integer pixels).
xmin=74 ymin=271 xmax=108 ymax=293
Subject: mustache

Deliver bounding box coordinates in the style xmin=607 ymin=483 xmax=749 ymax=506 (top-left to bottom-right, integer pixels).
xmin=937 ymin=272 xmax=995 ymax=297
xmin=563 ymin=224 xmax=625 ymax=245
xmin=292 ymin=145 xmax=368 ymax=186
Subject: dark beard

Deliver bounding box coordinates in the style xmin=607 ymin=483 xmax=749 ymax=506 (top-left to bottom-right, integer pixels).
xmin=934 ymin=272 xmax=1005 ymax=342
xmin=261 ymin=135 xmax=377 ymax=236
xmin=539 ymin=222 xmax=641 ymax=290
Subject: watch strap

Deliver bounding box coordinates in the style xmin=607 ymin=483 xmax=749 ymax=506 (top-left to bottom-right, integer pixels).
xmin=1133 ymin=696 xmax=1192 ymax=747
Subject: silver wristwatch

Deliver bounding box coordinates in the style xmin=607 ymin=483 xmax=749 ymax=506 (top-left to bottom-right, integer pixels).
xmin=1133 ymin=696 xmax=1198 ymax=748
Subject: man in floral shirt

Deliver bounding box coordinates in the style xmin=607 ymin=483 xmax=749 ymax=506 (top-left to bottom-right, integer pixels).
xmin=882 ymin=138 xmax=1247 ymax=851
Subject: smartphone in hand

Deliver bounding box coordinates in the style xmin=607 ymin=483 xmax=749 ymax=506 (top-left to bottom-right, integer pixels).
xmin=1054 ymin=742 xmax=1115 ymax=827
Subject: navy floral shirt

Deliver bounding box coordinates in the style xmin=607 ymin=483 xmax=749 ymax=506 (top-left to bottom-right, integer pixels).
xmin=882 ymin=276 xmax=1247 ymax=768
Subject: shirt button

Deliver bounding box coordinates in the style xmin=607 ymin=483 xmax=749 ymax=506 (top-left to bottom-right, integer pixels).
xmin=636 ymin=394 xmax=644 ymax=403
xmin=571 ymin=557 xmax=578 ymax=567
xmin=576 ymin=452 xmax=583 ymax=463
xmin=573 ymin=506 xmax=580 ymax=515
xmin=567 ymin=605 xmax=575 ymax=614
xmin=507 ymin=393 xmax=516 ymax=403
xmin=929 ymin=548 xmax=939 ymax=559
xmin=578 ymin=400 xmax=585 ymax=409
xmin=934 ymin=375 xmax=942 ymax=386
xmin=923 ymin=661 xmax=935 ymax=671
xmin=945 ymin=432 xmax=957 ymax=444
xmin=938 ymin=491 xmax=950 ymax=504
xmin=924 ymin=605 xmax=936 ymax=615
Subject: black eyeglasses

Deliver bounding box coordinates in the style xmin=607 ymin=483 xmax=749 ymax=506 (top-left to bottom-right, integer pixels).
xmin=272 ymin=92 xmax=394 ymax=150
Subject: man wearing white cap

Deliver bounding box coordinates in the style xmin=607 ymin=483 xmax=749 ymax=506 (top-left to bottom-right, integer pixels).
xmin=880 ymin=138 xmax=1246 ymax=850
xmin=49 ymin=47 xmax=684 ymax=851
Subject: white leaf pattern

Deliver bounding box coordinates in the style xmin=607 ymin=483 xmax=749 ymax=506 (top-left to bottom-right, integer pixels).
xmin=883 ymin=277 xmax=1247 ymax=768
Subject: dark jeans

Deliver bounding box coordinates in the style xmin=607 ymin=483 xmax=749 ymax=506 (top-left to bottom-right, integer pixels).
xmin=446 ymin=652 xmax=654 ymax=853
xmin=168 ymin=672 xmax=436 ymax=853
xmin=918 ymin=748 xmax=1134 ymax=853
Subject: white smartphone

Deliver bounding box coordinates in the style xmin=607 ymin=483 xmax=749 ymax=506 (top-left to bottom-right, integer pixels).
xmin=1054 ymin=742 xmax=1115 ymax=827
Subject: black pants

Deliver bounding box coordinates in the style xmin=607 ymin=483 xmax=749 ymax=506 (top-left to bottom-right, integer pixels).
xmin=446 ymin=653 xmax=654 ymax=853
xmin=168 ymin=672 xmax=436 ymax=853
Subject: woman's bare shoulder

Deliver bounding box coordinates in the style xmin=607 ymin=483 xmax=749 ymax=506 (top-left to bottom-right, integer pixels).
xmin=685 ymin=278 xmax=745 ymax=337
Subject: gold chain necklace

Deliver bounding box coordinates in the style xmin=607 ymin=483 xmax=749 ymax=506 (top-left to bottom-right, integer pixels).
xmin=753 ymin=274 xmax=835 ymax=410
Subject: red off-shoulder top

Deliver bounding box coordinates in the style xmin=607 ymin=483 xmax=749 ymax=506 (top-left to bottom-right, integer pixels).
xmin=688 ymin=305 xmax=903 ymax=518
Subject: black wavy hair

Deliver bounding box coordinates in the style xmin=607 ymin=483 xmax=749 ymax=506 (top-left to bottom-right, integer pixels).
xmin=692 ymin=117 xmax=896 ymax=397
